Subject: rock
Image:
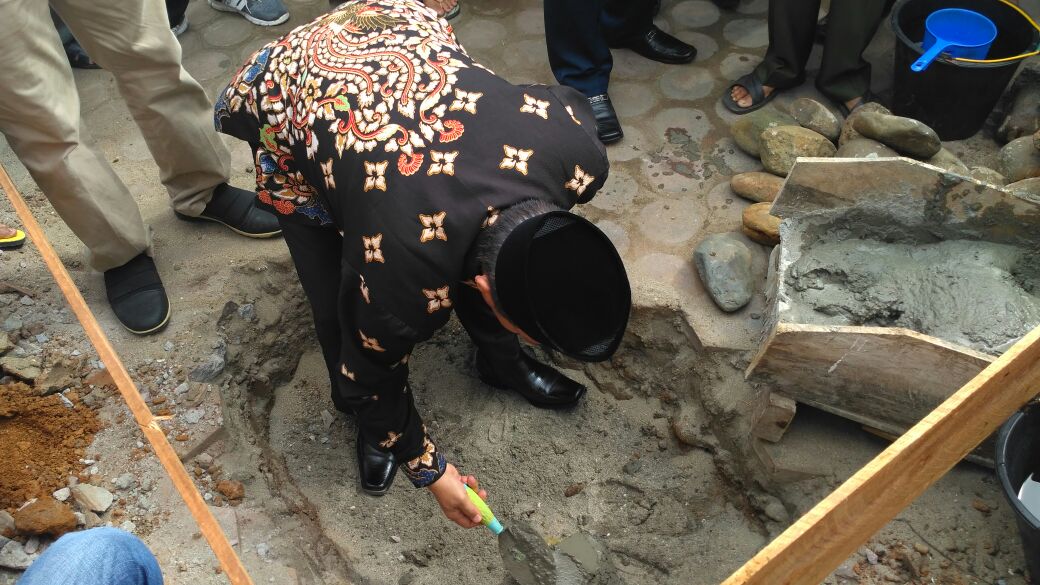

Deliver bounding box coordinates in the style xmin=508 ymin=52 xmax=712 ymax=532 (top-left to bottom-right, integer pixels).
xmin=74 ymin=512 xmax=85 ymax=526
xmin=321 ymin=409 xmax=336 ymax=432
xmin=23 ymin=537 xmax=39 ymax=555
xmin=0 ymin=356 xmax=41 ymax=382
xmin=2 ymin=317 xmax=22 ymax=332
xmin=390 ymin=535 xmax=401 ymax=543
xmin=865 ymin=548 xmax=879 ymax=564
xmin=838 ymin=101 xmax=891 ymax=146
xmin=216 ymin=480 xmax=245 ymax=501
xmin=1006 ymin=177 xmax=1040 ymax=200
xmin=972 ymin=498 xmax=992 ymax=514
xmin=72 ymin=484 xmax=115 ymax=513
xmin=622 ymin=459 xmax=643 ymax=475
xmin=120 ymin=520 xmax=136 ymax=534
xmin=997 ymin=75 xmax=1040 ymax=143
xmin=731 ymin=108 xmax=798 ymax=157
xmin=36 ymin=364 xmax=78 ymax=396
xmin=760 ymin=496 xmax=789 ymax=523
xmin=926 ymin=148 xmax=969 ymax=175
xmin=742 ymin=202 xmax=782 ymax=246
xmin=914 ymin=542 xmax=930 ymax=555
xmin=195 ymin=453 xmax=214 ymax=468
xmin=694 ymin=234 xmax=754 ymax=312
xmin=12 ymin=497 xmax=76 ymax=537
xmin=237 ymin=303 xmax=256 ymax=321
xmin=18 ymin=296 xmax=33 ymax=306
xmin=182 ymin=408 xmax=204 ymax=425
xmin=730 ymin=172 xmax=784 ymax=203
xmin=190 ymin=353 xmax=226 ymax=382
xmin=163 ymin=341 xmax=174 ymax=352
xmin=174 ymin=382 xmax=190 ymax=395
xmin=835 ymin=138 xmax=899 ymax=159
xmin=113 ymin=473 xmax=135 ymax=491
xmin=969 ymin=166 xmax=1007 ymax=186
xmin=52 ymin=487 xmax=71 ymax=502
xmin=0 ymin=539 xmax=36 ymax=570
xmin=760 ymin=126 xmax=837 ymax=176
xmin=852 ymin=112 xmax=941 ymax=159
xmin=564 ymin=483 xmax=586 ymax=497
xmin=256 ymin=542 xmax=271 ymax=559
xmin=998 ymin=135 xmax=1040 ymax=183
xmin=0 ymin=511 xmax=14 ymax=537
xmin=790 ymin=98 xmax=841 ymax=141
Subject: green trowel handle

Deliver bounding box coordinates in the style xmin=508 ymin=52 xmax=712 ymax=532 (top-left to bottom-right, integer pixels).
xmin=465 ymin=484 xmax=504 ymax=535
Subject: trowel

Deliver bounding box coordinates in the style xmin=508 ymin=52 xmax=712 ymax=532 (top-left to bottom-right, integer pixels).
xmin=465 ymin=486 xmax=558 ymax=585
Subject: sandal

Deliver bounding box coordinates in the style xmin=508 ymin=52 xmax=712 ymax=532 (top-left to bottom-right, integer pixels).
xmin=722 ymin=73 xmax=778 ymax=115
xmin=0 ymin=228 xmax=25 ymax=250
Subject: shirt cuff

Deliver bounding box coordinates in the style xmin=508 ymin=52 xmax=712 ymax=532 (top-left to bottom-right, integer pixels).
xmin=402 ymin=434 xmax=447 ymax=488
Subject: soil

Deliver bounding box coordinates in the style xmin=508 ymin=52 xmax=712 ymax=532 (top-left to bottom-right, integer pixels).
xmin=0 ymin=382 xmax=101 ymax=510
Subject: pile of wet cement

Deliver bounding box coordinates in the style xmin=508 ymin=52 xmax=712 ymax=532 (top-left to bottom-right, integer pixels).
xmin=784 ymin=238 xmax=1040 ymax=354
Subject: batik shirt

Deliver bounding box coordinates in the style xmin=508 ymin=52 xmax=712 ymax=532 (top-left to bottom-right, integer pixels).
xmin=215 ymin=0 xmax=608 ymax=487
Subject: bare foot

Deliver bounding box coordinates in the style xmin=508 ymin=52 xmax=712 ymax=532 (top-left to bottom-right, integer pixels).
xmin=422 ymin=0 xmax=457 ymax=17
xmin=844 ymin=96 xmax=864 ymax=113
xmin=730 ymin=82 xmax=774 ymax=109
xmin=0 ymin=225 xmax=16 ymax=239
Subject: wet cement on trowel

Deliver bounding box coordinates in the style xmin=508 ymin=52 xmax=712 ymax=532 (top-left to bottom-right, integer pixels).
xmin=501 ymin=520 xmax=622 ymax=585
xmin=784 ymin=238 xmax=1040 ymax=354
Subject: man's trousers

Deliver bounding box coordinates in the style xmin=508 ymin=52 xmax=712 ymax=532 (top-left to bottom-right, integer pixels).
xmin=0 ymin=0 xmax=230 ymax=271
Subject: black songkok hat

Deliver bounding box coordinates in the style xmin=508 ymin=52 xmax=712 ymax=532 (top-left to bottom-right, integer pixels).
xmin=495 ymin=211 xmax=631 ymax=362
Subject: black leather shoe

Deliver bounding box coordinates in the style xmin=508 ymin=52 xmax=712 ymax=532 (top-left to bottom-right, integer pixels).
xmin=588 ymin=94 xmax=623 ymax=145
xmin=104 ymin=253 xmax=171 ymax=335
xmin=618 ymin=26 xmax=696 ymax=64
xmin=476 ymin=349 xmax=587 ymax=409
xmin=176 ymin=184 xmax=282 ymax=238
xmin=357 ymin=432 xmax=398 ymax=496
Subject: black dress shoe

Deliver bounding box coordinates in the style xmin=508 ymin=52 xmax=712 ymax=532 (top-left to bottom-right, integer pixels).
xmin=618 ymin=26 xmax=696 ymax=64
xmin=104 ymin=253 xmax=171 ymax=335
xmin=476 ymin=349 xmax=587 ymax=409
xmin=357 ymin=432 xmax=398 ymax=496
xmin=588 ymin=95 xmax=623 ymax=145
xmin=176 ymin=184 xmax=282 ymax=238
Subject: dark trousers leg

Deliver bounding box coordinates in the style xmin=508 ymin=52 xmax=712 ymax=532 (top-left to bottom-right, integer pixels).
xmin=165 ymin=0 xmax=189 ymax=27
xmin=544 ymin=0 xmax=655 ymax=97
xmin=755 ymin=0 xmax=821 ymax=89
xmin=453 ymin=283 xmax=521 ymax=362
xmin=815 ymin=0 xmax=888 ymax=102
xmin=278 ymin=218 xmax=353 ymax=413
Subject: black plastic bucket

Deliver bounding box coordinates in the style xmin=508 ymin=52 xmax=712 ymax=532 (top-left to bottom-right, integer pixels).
xmin=891 ymin=0 xmax=1039 ymax=140
xmin=996 ymin=402 xmax=1040 ymax=579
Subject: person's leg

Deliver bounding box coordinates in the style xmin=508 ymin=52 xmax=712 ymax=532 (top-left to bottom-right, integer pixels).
xmin=815 ymin=0 xmax=888 ymax=106
xmin=544 ymin=0 xmax=611 ymax=98
xmin=0 ymin=0 xmax=152 ymax=272
xmin=51 ymin=0 xmax=231 ymax=218
xmin=19 ymin=527 xmax=162 ymax=585
xmin=454 ymin=283 xmax=585 ymax=408
xmin=729 ymin=0 xmax=820 ymax=109
xmin=278 ymin=219 xmax=352 ymax=412
xmin=165 ymin=0 xmax=189 ymax=33
xmin=601 ymin=0 xmax=653 ymax=46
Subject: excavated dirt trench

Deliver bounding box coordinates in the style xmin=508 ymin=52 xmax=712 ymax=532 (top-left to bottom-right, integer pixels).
xmin=205 ymin=258 xmax=1027 ymax=585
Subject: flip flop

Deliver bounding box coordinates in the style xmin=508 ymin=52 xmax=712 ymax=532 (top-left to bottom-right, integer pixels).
xmin=444 ymin=3 xmax=460 ymax=20
xmin=0 ymin=229 xmax=26 ymax=250
xmin=834 ymin=91 xmax=879 ymax=118
xmin=722 ymin=73 xmax=777 ymax=115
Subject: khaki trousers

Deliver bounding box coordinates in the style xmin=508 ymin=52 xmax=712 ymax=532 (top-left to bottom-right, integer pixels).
xmin=0 ymin=0 xmax=230 ymax=271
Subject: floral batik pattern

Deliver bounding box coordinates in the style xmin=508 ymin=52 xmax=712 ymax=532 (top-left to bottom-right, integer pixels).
xmin=217 ymin=0 xmax=483 ymax=226
xmin=402 ymin=431 xmax=447 ymax=488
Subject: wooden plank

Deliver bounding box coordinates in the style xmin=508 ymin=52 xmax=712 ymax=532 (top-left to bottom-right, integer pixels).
xmin=0 ymin=164 xmax=253 ymax=585
xmin=723 ymin=322 xmax=1040 ymax=585
xmin=751 ymin=392 xmax=797 ymax=443
xmin=748 ymin=323 xmax=994 ymax=440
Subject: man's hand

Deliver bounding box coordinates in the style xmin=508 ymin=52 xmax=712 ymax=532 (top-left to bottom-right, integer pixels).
xmin=428 ymin=464 xmax=488 ymax=528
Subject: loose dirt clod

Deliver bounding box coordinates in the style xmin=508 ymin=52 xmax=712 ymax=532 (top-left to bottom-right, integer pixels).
xmin=0 ymin=382 xmax=101 ymax=510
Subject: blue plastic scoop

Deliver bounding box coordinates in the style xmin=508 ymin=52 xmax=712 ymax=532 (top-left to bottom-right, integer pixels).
xmin=912 ymin=8 xmax=997 ymax=72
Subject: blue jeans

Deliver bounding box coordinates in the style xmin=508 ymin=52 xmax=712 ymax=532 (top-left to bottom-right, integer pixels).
xmin=18 ymin=528 xmax=162 ymax=585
